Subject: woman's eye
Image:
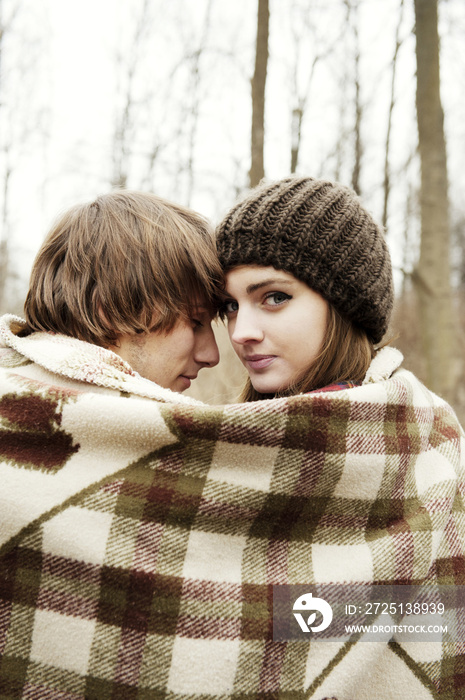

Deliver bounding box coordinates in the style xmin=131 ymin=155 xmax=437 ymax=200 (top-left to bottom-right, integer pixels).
xmin=264 ymin=292 xmax=291 ymax=306
xmin=223 ymin=300 xmax=238 ymax=315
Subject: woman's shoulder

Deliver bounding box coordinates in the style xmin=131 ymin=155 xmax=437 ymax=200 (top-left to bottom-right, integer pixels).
xmin=363 ymin=346 xmax=404 ymax=385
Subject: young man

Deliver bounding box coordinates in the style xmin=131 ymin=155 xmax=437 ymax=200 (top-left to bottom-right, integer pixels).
xmin=0 ymin=190 xmax=222 ymax=696
xmin=21 ymin=189 xmax=220 ymax=392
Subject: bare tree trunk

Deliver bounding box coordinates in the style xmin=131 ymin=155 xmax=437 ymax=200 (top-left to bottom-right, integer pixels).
xmin=288 ymin=0 xmax=341 ymax=176
xmin=382 ymin=0 xmax=405 ymax=230
xmin=290 ymin=56 xmax=319 ymax=174
xmin=250 ymin=0 xmax=269 ymax=188
xmin=111 ymin=0 xmax=150 ymax=189
xmin=185 ymin=0 xmax=213 ymax=205
xmin=332 ymin=76 xmax=348 ymax=182
xmin=400 ymin=181 xmax=414 ymax=297
xmin=344 ymin=0 xmax=363 ymax=195
xmin=413 ymin=0 xmax=458 ymax=401
xmin=291 ymin=106 xmax=303 ymax=174
xmin=0 ymin=160 xmax=11 ymax=312
xmin=352 ymin=55 xmax=362 ymax=193
xmin=0 ymin=0 xmax=10 ymax=312
xmin=0 ymin=0 xmax=45 ymax=312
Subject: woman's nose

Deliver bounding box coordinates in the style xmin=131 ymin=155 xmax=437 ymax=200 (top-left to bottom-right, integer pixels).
xmin=229 ymin=309 xmax=264 ymax=345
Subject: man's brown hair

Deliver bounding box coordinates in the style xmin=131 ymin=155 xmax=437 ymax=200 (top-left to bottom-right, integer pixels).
xmin=24 ymin=190 xmax=222 ymax=346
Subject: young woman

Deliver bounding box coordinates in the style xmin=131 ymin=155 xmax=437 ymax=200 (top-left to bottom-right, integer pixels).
xmin=204 ymin=176 xmax=464 ymax=697
xmin=216 ymin=176 xmax=393 ymax=400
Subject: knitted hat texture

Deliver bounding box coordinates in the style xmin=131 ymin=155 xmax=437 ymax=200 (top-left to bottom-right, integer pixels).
xmin=216 ymin=176 xmax=394 ymax=343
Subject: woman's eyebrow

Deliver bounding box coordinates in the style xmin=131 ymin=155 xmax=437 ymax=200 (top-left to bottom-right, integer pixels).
xmin=246 ymin=279 xmax=294 ymax=294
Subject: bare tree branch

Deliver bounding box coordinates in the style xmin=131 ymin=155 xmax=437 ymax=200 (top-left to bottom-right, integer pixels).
xmin=382 ymin=0 xmax=405 ymax=230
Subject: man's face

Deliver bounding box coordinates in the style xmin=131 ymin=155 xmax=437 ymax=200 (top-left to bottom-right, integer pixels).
xmin=110 ymin=304 xmax=220 ymax=392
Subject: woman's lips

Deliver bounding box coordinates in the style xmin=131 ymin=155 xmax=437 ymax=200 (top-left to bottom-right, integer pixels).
xmin=244 ymin=355 xmax=276 ymax=370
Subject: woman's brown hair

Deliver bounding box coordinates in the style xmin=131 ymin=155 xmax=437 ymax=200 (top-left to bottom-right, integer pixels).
xmin=240 ymin=304 xmax=375 ymax=401
xmin=24 ymin=190 xmax=222 ymax=347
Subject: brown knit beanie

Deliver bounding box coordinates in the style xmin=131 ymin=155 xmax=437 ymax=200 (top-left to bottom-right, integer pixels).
xmin=216 ymin=176 xmax=394 ymax=344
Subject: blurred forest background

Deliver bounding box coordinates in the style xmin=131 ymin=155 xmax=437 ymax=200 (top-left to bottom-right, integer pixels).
xmin=0 ymin=0 xmax=464 ymax=418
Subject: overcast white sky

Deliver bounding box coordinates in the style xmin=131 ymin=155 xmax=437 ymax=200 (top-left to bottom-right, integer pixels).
xmin=2 ymin=0 xmax=465 ymax=306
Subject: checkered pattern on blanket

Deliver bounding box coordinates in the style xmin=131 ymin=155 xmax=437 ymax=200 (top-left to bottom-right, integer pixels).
xmin=0 ymin=315 xmax=464 ymax=699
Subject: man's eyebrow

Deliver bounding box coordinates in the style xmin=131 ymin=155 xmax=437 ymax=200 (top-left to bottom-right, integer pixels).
xmin=246 ymin=278 xmax=294 ymax=294
xmin=190 ymin=304 xmax=213 ymax=317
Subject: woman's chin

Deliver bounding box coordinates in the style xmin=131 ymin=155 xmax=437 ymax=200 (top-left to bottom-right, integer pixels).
xmin=251 ymin=379 xmax=290 ymax=396
xmin=250 ymin=369 xmax=303 ymax=396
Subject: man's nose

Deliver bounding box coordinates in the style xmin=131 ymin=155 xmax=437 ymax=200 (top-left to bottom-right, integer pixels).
xmin=195 ymin=324 xmax=220 ymax=367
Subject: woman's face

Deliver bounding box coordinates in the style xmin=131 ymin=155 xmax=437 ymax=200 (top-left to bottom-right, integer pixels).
xmin=224 ymin=265 xmax=329 ymax=394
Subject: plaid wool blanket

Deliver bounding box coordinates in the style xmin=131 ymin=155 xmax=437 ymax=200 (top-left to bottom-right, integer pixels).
xmin=0 ymin=314 xmax=464 ymax=699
